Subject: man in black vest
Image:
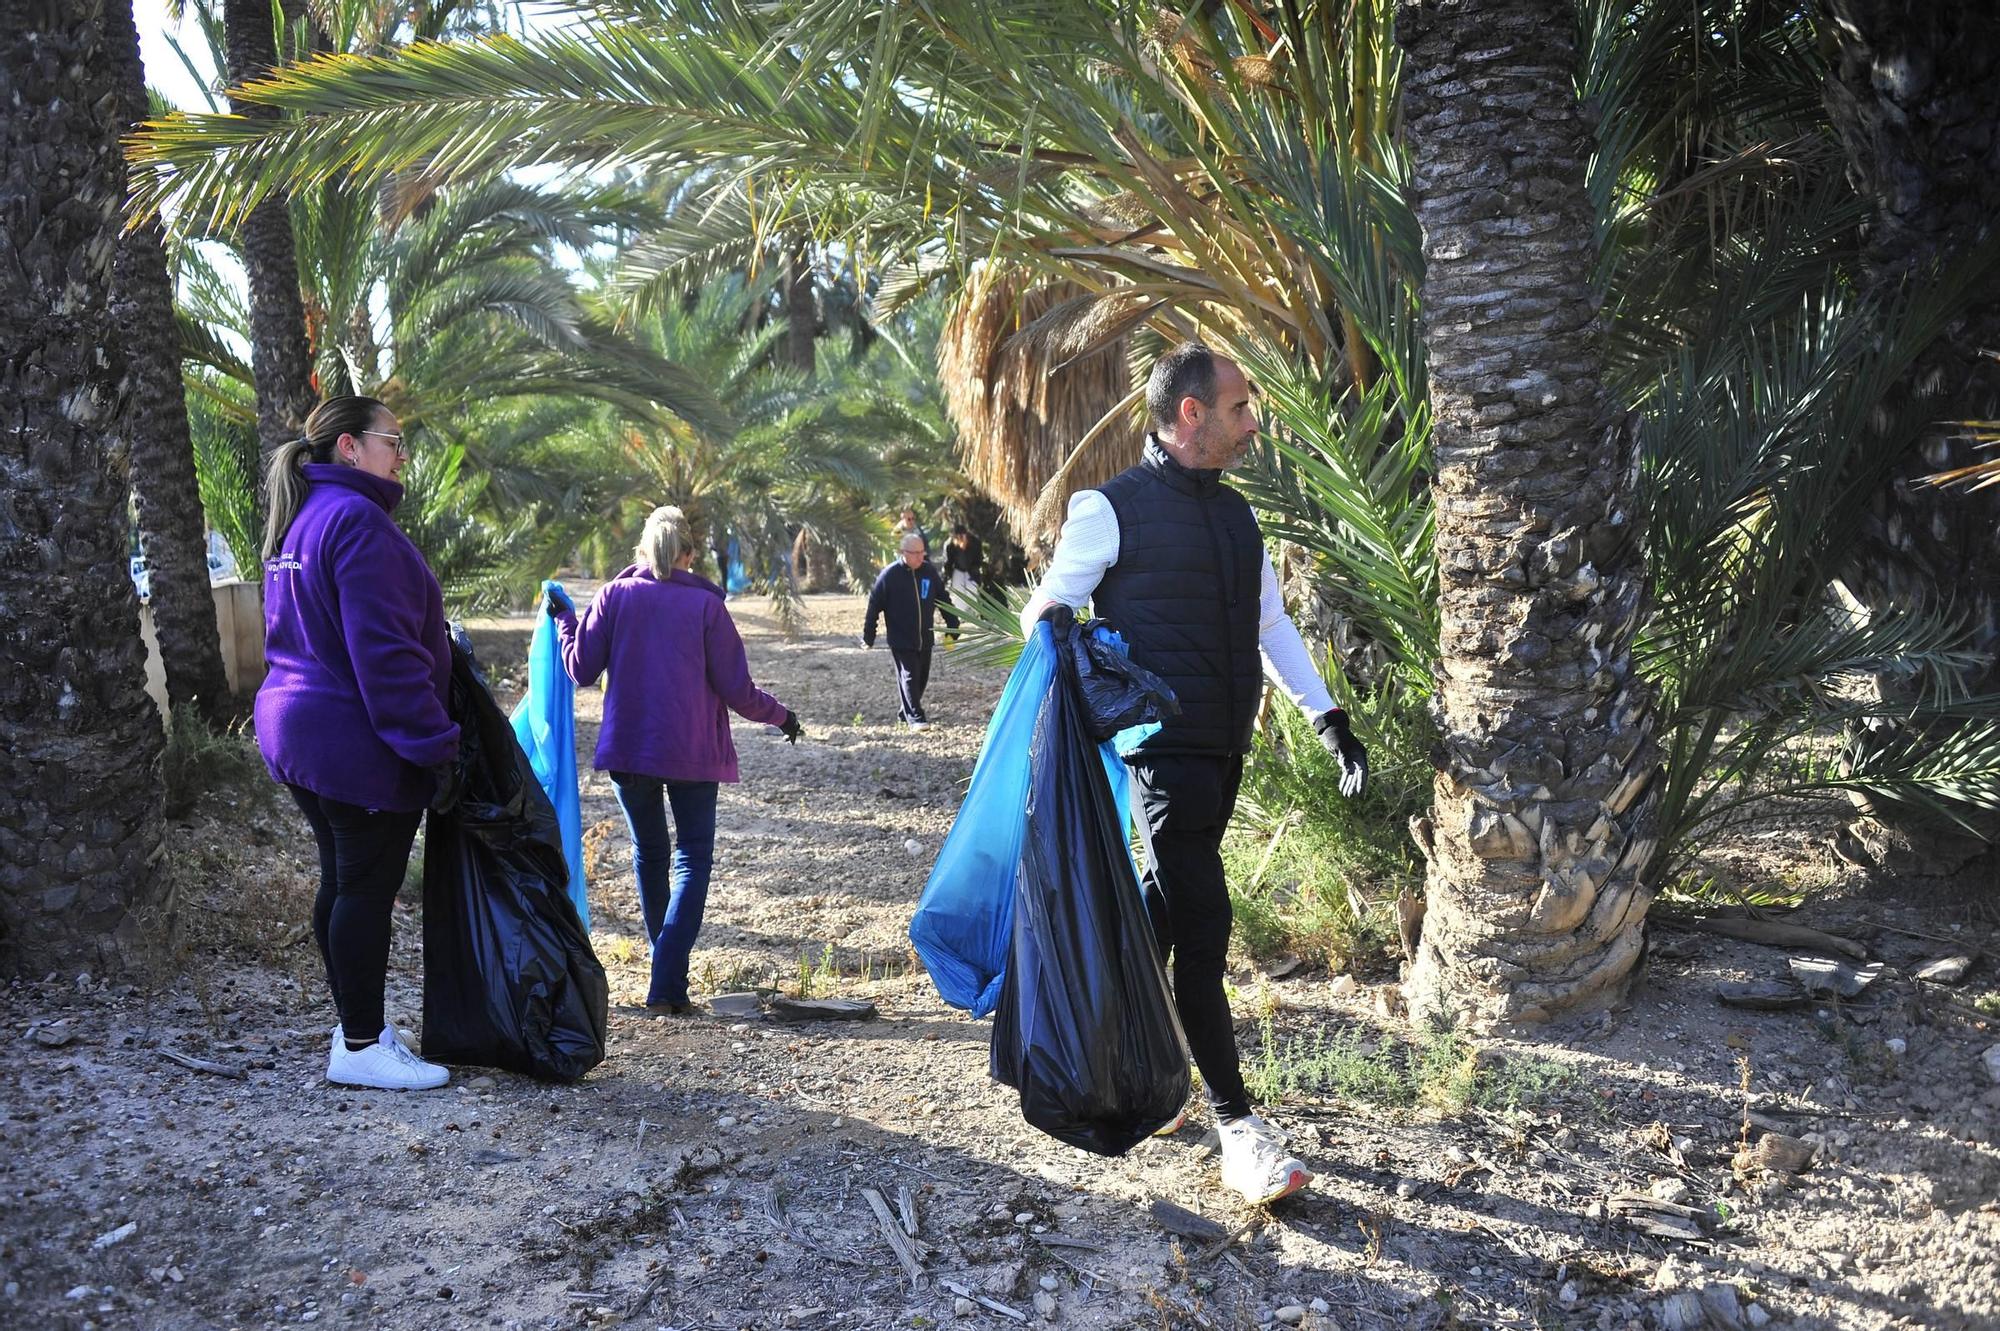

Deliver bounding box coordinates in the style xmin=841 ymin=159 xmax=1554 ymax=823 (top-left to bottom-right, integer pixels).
xmin=1021 ymin=342 xmax=1369 ymax=1204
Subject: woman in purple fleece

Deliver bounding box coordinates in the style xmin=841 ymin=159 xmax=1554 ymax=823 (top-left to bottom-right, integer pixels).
xmin=551 ymin=505 xmax=802 ymax=1014
xmin=257 ymin=396 xmax=458 ymax=1092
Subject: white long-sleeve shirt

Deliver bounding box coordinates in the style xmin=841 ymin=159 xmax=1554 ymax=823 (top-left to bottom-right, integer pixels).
xmin=1020 ymin=488 xmax=1338 ymax=717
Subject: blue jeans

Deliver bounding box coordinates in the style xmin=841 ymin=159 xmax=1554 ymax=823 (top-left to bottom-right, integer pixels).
xmin=609 ymin=773 xmax=719 ymax=1006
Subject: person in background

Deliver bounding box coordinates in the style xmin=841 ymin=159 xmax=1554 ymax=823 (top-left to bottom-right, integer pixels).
xmin=942 ymin=523 xmax=983 ymax=598
xmin=551 ymin=506 xmax=803 ymax=1014
xmin=1021 ymin=341 xmax=1369 ymax=1204
xmin=257 ymin=395 xmax=459 ymax=1092
xmin=892 ymin=505 xmax=929 ymax=555
xmin=862 ymin=532 xmax=960 ymax=731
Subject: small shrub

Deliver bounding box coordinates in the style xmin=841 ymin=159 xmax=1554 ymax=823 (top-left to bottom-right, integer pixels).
xmin=1245 ymin=1014 xmax=1575 ymax=1115
xmin=1226 ymin=693 xmax=1430 ymax=972
xmin=160 ymin=704 xmax=258 ymax=817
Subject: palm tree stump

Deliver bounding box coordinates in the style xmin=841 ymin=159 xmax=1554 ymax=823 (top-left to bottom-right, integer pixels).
xmin=1398 ymin=0 xmax=1661 ymax=1029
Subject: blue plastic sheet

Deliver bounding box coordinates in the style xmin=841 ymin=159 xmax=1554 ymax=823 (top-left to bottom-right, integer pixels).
xmin=910 ymin=622 xmax=1143 ymax=1017
xmin=509 ymin=581 xmax=589 ymax=931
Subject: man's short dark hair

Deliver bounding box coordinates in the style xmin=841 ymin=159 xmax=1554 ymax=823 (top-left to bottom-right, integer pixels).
xmin=1147 ymin=341 xmax=1219 ymax=432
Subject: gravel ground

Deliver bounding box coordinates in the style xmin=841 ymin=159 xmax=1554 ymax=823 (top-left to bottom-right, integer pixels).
xmin=1 ymin=593 xmax=1996 ymax=1331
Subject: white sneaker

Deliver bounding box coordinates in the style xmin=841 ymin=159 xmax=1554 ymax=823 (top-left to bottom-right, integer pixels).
xmin=1218 ymin=1114 xmax=1311 ymax=1204
xmin=332 ymin=1023 xmax=416 ymax=1054
xmin=326 ymin=1025 xmax=450 ymax=1090
xmin=907 ymin=719 xmax=930 ymax=732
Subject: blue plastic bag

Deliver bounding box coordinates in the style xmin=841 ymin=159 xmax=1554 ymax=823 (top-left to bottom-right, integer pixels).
xmin=909 ymin=623 xmax=1057 ymax=1016
xmin=910 ymin=619 xmax=1159 ymax=1017
xmin=509 ymin=581 xmax=589 ymax=931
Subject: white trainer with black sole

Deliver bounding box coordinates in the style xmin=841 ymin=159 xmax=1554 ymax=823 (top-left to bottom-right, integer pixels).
xmin=1218 ymin=1114 xmax=1311 ymax=1204
xmin=327 ymin=1025 xmax=449 ymax=1090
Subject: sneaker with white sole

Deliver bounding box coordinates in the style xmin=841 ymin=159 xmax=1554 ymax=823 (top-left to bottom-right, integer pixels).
xmin=332 ymin=1023 xmax=416 ymax=1054
xmin=907 ymin=719 xmax=930 ymax=732
xmin=326 ymin=1025 xmax=449 ymax=1090
xmin=1218 ymin=1114 xmax=1311 ymax=1204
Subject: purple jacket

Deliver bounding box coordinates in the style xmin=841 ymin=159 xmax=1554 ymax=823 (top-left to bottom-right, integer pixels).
xmin=256 ymin=465 xmax=459 ymax=811
xmin=554 ymin=565 xmax=789 ymax=783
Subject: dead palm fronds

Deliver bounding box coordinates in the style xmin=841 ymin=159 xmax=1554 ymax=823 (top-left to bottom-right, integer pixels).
xmin=939 ymin=265 xmax=1149 ymax=542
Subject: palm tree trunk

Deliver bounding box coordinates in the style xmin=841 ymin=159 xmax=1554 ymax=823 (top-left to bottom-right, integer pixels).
xmin=1397 ymin=0 xmax=1661 ymax=1029
xmin=105 ymin=0 xmax=236 ymax=723
xmin=0 ymin=0 xmax=167 ymax=972
xmin=784 ymin=232 xmax=817 ymax=375
xmin=224 ymin=0 xmax=316 ymax=460
xmin=1822 ymin=0 xmax=2000 ymax=879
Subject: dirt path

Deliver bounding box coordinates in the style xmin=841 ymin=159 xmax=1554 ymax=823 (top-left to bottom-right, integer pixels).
xmin=3 ymin=595 xmax=1998 ymax=1331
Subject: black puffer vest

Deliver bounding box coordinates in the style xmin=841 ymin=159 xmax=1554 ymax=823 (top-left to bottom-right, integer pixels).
xmin=1092 ymin=438 xmax=1262 ymax=758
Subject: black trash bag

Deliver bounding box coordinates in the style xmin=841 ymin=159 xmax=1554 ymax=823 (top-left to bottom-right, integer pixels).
xmin=421 ymin=642 xmax=608 ymax=1082
xmin=1039 ymin=604 xmax=1180 ymax=739
xmin=990 ymin=617 xmax=1189 ymax=1156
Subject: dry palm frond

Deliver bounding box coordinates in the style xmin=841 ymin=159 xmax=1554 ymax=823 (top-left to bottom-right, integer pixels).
xmin=1921 ymin=423 xmax=2000 ymax=491
xmin=939 ymin=264 xmax=1146 ymax=538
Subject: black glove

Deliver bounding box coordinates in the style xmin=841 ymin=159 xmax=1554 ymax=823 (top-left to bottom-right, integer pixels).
xmin=1313 ymin=709 xmax=1369 ymax=799
xmin=543 ymin=584 xmax=574 ymax=618
xmin=1037 ymin=602 xmax=1075 ymax=630
xmin=779 ymin=710 xmax=804 ymax=744
xmin=428 ymin=759 xmax=465 ymax=814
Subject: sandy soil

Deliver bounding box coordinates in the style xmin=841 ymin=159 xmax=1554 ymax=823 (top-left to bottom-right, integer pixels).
xmin=2 ymin=594 xmax=1997 ymax=1331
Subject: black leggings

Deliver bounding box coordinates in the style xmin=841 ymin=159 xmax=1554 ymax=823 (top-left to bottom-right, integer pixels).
xmin=1128 ymin=754 xmax=1251 ymax=1121
xmin=287 ymin=786 xmax=422 ymax=1041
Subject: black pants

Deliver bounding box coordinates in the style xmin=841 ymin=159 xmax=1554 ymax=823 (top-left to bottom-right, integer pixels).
xmin=287 ymin=786 xmax=423 ymax=1041
xmin=890 ymin=646 xmax=932 ymax=722
xmin=1128 ymin=753 xmax=1250 ymax=1121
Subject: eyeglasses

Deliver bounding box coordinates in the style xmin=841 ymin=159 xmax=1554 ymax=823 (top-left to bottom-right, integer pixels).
xmin=359 ymin=429 xmax=409 ymax=459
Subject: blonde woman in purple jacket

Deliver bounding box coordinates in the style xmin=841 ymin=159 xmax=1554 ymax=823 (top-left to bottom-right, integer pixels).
xmin=551 ymin=506 xmax=802 ymax=1013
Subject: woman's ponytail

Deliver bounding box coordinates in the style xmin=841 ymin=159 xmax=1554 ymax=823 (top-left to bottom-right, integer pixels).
xmin=259 ymin=395 xmax=391 ymax=563
xmin=261 ymin=438 xmax=314 ymax=562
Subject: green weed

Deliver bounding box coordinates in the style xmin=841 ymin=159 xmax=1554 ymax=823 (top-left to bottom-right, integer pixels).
xmin=1245 ymin=1015 xmax=1576 ymax=1115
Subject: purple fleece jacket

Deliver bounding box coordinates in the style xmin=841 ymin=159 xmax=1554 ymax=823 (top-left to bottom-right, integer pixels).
xmin=256 ymin=465 xmax=459 ymax=811
xmin=553 ymin=565 xmax=789 ymax=783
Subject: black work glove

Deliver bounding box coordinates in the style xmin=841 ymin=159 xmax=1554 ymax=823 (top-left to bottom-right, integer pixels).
xmin=543 ymin=583 xmax=574 ymax=618
xmin=1313 ymin=709 xmax=1369 ymax=799
xmin=779 ymin=710 xmax=804 ymax=744
xmin=429 ymin=759 xmax=465 ymax=814
xmin=1037 ymin=602 xmax=1075 ymax=630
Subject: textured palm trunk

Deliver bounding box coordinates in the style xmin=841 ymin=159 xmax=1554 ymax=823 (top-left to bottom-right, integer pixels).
xmin=1397 ymin=0 xmax=1661 ymax=1029
xmin=784 ymin=232 xmax=817 ymax=376
xmin=106 ymin=0 xmax=235 ymax=722
xmin=224 ymin=0 xmax=316 ymax=460
xmin=1 ymin=0 xmax=167 ymax=972
xmin=1822 ymin=1 xmax=2000 ymax=878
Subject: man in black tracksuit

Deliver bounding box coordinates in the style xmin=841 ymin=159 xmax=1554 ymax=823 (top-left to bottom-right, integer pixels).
xmin=863 ymin=532 xmax=959 ymax=730
xmin=1020 ymin=341 xmax=1369 ymax=1205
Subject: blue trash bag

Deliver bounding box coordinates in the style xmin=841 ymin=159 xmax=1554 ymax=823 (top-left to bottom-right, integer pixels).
xmin=910 ymin=614 xmax=1173 ymax=1018
xmin=509 ymin=580 xmax=589 ymax=931
xmin=908 ymin=622 xmax=1058 ymax=1016
xmin=725 ymin=536 xmax=750 ymax=596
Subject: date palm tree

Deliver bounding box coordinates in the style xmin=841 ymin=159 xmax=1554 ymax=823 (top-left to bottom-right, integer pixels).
xmin=1 ymin=0 xmax=165 ymax=971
